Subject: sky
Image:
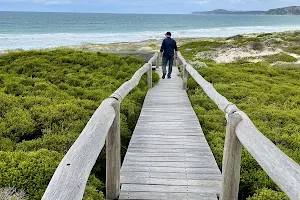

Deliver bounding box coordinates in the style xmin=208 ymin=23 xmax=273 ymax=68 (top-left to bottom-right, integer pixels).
xmin=0 ymin=0 xmax=299 ymax=14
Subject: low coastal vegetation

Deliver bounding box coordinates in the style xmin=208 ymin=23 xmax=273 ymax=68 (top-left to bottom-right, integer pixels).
xmin=0 ymin=49 xmax=159 ymax=199
xmin=180 ymin=31 xmax=300 ymax=199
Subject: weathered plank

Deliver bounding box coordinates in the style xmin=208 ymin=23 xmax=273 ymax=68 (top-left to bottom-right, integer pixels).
xmin=121 ymin=172 xmax=221 ymax=180
xmin=121 ymin=166 xmax=220 ymax=174
xmin=121 ymin=184 xmax=220 ymax=194
xmin=119 ymin=191 xmax=218 ymax=200
xmin=121 ymin=177 xmax=220 ymax=187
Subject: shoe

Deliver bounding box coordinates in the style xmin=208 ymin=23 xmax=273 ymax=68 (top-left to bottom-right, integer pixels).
xmin=167 ymin=76 xmax=171 ymax=79
xmin=162 ymin=74 xmax=166 ymax=79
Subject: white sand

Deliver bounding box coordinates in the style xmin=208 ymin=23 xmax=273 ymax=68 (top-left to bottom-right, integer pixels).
xmin=197 ymin=46 xmax=283 ymax=63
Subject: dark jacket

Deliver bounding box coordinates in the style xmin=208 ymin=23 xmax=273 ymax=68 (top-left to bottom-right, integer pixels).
xmin=160 ymin=37 xmax=178 ymax=57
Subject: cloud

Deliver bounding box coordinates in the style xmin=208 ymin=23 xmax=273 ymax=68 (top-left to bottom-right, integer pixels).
xmin=189 ymin=0 xmax=213 ymax=4
xmin=32 ymin=0 xmax=71 ymax=4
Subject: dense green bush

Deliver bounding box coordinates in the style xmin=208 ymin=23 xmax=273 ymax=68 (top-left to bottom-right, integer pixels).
xmin=182 ymin=42 xmax=300 ymax=199
xmin=247 ymin=188 xmax=289 ymax=200
xmin=0 ymin=49 xmax=158 ymax=199
xmin=0 ymin=150 xmax=63 ymax=199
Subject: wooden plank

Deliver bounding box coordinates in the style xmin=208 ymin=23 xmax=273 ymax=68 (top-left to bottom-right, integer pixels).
xmin=119 ymin=191 xmax=218 ymax=200
xmin=125 ymin=152 xmax=213 ymax=157
xmin=126 ymin=147 xmax=214 ymax=153
xmin=124 ymin=156 xmax=215 ymax=162
xmin=122 ymin=161 xmax=218 ymax=168
xmin=121 ymin=166 xmax=220 ymax=174
xmin=120 ymin=177 xmax=220 ymax=187
xmin=121 ymin=172 xmax=221 ymax=180
xmin=121 ymin=184 xmax=219 ymax=194
xmin=128 ymin=144 xmax=209 ymax=149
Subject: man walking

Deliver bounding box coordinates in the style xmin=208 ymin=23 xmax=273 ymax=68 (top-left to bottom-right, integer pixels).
xmin=160 ymin=32 xmax=178 ymax=79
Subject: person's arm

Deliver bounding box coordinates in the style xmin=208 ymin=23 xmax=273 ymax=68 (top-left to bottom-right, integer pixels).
xmin=174 ymin=40 xmax=178 ymax=58
xmin=160 ymin=39 xmax=165 ymax=57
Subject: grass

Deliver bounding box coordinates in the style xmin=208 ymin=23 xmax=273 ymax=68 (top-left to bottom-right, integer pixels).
xmin=0 ymin=49 xmax=159 ymax=199
xmin=179 ymin=40 xmax=224 ymax=60
xmin=263 ymin=52 xmax=298 ymax=63
xmin=182 ymin=38 xmax=300 ymax=199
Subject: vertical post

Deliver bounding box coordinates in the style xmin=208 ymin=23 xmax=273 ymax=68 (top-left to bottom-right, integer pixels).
xmin=147 ymin=63 xmax=152 ymax=88
xmin=106 ymin=100 xmax=120 ymax=200
xmin=220 ymin=111 xmax=243 ymax=200
xmin=156 ymin=54 xmax=160 ymax=70
xmin=182 ymin=64 xmax=188 ymax=90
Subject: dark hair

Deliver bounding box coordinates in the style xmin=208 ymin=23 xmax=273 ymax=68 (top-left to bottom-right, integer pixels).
xmin=166 ymin=32 xmax=171 ymax=36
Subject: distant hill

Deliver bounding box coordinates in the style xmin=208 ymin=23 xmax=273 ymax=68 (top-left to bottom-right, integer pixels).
xmin=265 ymin=6 xmax=300 ymax=15
xmin=192 ymin=9 xmax=264 ymax=15
xmin=192 ymin=6 xmax=300 ymax=15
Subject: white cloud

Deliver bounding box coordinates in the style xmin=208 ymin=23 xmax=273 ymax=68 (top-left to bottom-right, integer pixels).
xmin=33 ymin=0 xmax=71 ymax=4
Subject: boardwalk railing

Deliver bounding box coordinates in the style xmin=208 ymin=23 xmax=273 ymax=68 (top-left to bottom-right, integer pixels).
xmin=42 ymin=53 xmax=159 ymax=200
xmin=178 ymin=52 xmax=300 ymax=200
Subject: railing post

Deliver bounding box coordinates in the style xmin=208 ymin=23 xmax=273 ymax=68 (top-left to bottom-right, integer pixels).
xmin=147 ymin=63 xmax=152 ymax=88
xmin=182 ymin=64 xmax=188 ymax=90
xmin=156 ymin=53 xmax=160 ymax=69
xmin=220 ymin=111 xmax=243 ymax=200
xmin=106 ymin=100 xmax=121 ymax=200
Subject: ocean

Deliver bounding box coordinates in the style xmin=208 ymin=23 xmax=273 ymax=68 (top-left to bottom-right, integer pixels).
xmin=1 ymin=11 xmax=300 ymax=51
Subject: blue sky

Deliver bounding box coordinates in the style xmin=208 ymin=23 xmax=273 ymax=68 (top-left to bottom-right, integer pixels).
xmin=0 ymin=0 xmax=299 ymax=14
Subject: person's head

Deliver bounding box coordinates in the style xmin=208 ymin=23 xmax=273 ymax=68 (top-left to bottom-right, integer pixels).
xmin=165 ymin=32 xmax=171 ymax=38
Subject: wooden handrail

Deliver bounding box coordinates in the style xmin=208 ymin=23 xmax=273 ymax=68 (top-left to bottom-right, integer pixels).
xmin=177 ymin=52 xmax=300 ymax=200
xmin=42 ymin=53 xmax=159 ymax=200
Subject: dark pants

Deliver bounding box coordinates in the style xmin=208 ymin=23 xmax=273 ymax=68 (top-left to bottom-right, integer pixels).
xmin=162 ymin=55 xmax=174 ymax=77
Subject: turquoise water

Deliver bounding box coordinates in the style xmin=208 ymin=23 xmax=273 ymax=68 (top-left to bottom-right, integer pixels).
xmin=1 ymin=11 xmax=300 ymax=50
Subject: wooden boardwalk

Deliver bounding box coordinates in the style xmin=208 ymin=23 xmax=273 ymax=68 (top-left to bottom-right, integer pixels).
xmin=119 ymin=67 xmax=221 ymax=200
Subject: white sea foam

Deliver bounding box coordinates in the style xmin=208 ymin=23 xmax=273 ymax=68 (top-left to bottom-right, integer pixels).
xmin=1 ymin=25 xmax=300 ymax=51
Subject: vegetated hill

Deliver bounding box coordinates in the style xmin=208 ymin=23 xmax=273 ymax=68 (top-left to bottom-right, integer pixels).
xmin=265 ymin=6 xmax=300 ymax=15
xmin=0 ymin=49 xmax=159 ymax=200
xmin=192 ymin=6 xmax=300 ymax=15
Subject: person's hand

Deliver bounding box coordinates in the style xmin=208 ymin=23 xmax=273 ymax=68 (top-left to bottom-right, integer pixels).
xmin=160 ymin=52 xmax=163 ymax=57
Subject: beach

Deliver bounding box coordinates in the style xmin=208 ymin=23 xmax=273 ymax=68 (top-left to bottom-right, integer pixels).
xmin=1 ymin=11 xmax=300 ymax=51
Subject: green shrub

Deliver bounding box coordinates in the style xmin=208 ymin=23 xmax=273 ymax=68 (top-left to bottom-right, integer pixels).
xmin=0 ymin=49 xmax=159 ymax=199
xmin=286 ymin=46 xmax=300 ymax=55
xmin=257 ymin=33 xmax=273 ymax=38
xmin=247 ymin=188 xmax=288 ymax=200
xmin=263 ymin=53 xmax=298 ymax=63
xmin=0 ymin=108 xmax=38 ymax=142
xmin=0 ymin=150 xmax=63 ymax=199
xmin=4 ymin=82 xmax=24 ymax=96
xmin=186 ymin=58 xmax=300 ymax=199
xmin=251 ymin=42 xmax=265 ymax=51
